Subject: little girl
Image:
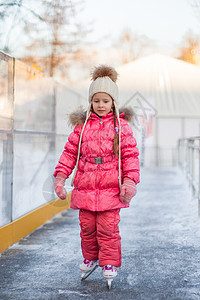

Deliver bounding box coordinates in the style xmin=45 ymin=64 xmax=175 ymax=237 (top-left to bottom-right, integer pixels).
xmin=54 ymin=65 xmax=140 ymax=287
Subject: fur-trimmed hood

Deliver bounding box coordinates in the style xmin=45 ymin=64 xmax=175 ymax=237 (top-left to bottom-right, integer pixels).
xmin=69 ymin=107 xmax=135 ymax=126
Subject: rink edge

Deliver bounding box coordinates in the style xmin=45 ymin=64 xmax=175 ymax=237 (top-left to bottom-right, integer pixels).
xmin=0 ymin=194 xmax=71 ymax=253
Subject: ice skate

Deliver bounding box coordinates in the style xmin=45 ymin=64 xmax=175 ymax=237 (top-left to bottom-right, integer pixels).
xmin=80 ymin=259 xmax=98 ymax=280
xmin=102 ymin=265 xmax=117 ymax=289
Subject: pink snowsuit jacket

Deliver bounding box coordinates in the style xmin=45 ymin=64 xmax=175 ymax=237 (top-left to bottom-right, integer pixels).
xmin=54 ymin=109 xmax=140 ymax=211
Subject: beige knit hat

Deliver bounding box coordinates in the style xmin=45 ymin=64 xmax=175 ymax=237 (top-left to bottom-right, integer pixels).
xmin=89 ymin=65 xmax=119 ymax=104
xmin=71 ymin=65 xmax=122 ymax=189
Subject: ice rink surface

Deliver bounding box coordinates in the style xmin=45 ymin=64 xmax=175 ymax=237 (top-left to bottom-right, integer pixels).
xmin=0 ymin=167 xmax=200 ymax=299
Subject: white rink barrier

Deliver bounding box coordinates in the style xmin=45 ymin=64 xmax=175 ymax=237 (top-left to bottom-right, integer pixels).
xmin=0 ymin=51 xmax=85 ymax=252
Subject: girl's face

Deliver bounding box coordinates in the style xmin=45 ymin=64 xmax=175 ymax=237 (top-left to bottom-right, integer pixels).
xmin=92 ymin=92 xmax=113 ymax=116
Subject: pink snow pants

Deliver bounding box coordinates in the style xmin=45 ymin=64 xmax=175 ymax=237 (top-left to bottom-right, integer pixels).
xmin=79 ymin=209 xmax=121 ymax=267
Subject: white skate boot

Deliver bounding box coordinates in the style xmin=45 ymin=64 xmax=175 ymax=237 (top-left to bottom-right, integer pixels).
xmin=80 ymin=259 xmax=98 ymax=280
xmin=102 ymin=265 xmax=117 ymax=289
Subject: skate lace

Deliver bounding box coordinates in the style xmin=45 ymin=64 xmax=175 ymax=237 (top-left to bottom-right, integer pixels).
xmin=104 ymin=265 xmax=114 ymax=271
xmin=83 ymin=259 xmax=90 ymax=264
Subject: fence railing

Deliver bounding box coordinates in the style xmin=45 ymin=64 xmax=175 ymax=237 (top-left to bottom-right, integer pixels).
xmin=178 ymin=136 xmax=200 ymax=215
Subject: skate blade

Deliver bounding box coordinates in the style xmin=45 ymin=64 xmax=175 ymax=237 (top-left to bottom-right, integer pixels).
xmin=81 ymin=264 xmax=98 ymax=281
xmin=81 ymin=272 xmax=87 ymax=280
xmin=106 ymin=278 xmax=113 ymax=289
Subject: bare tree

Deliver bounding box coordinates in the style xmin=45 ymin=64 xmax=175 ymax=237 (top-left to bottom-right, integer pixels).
xmin=23 ymin=0 xmax=88 ymax=77
xmin=0 ymin=0 xmax=45 ymax=53
xmin=0 ymin=0 xmax=89 ymax=79
xmin=177 ymin=31 xmax=200 ymax=65
xmin=115 ymin=29 xmax=156 ymax=64
xmin=190 ymin=0 xmax=200 ymax=19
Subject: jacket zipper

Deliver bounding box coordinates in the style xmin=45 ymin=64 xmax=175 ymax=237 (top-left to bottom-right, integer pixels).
xmin=95 ymin=117 xmax=103 ymax=210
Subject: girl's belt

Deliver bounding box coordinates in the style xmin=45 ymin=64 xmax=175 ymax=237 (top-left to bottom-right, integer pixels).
xmin=84 ymin=156 xmax=115 ymax=164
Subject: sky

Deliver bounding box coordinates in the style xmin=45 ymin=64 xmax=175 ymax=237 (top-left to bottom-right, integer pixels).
xmin=79 ymin=0 xmax=200 ymax=51
xmin=1 ymin=0 xmax=199 ymax=57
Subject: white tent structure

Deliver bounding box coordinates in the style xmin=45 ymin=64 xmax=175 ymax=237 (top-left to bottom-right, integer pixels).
xmin=74 ymin=54 xmax=200 ymax=167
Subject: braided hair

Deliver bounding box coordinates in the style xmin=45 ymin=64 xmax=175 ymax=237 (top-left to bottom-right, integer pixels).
xmin=113 ymin=105 xmax=119 ymax=157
